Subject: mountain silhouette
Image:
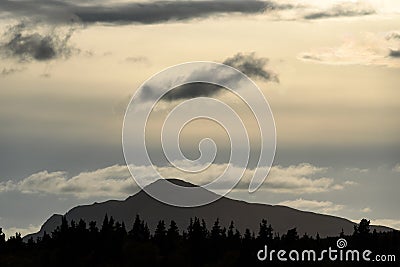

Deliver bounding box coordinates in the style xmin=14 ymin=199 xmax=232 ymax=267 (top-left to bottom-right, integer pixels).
xmin=24 ymin=179 xmax=391 ymax=241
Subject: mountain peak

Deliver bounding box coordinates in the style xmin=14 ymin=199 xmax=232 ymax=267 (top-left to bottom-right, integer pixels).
xmin=147 ymin=178 xmax=198 ymax=188
xmin=139 ymin=178 xmax=218 ymax=207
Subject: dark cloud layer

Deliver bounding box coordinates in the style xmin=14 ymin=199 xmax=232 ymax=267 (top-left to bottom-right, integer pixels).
xmin=0 ymin=0 xmax=292 ymax=25
xmin=76 ymin=1 xmax=280 ymax=24
xmin=0 ymin=23 xmax=77 ymax=62
xmin=151 ymin=53 xmax=278 ymax=102
xmin=304 ymin=2 xmax=375 ymax=20
xmin=389 ymin=49 xmax=400 ymax=58
xmin=223 ymin=52 xmax=279 ymax=82
xmin=0 ymin=0 xmax=378 ymax=26
xmin=163 ymin=83 xmax=224 ymax=101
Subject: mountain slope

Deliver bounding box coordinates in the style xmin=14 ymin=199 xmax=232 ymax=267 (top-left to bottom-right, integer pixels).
xmin=25 ymin=179 xmax=392 ymax=241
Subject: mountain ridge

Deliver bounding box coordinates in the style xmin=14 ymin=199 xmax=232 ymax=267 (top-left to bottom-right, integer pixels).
xmin=24 ymin=179 xmax=393 ymax=241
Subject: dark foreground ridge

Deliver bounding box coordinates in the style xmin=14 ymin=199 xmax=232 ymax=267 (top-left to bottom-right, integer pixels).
xmin=1 ymin=179 xmax=399 ymax=266
xmin=25 ymin=178 xmax=392 ymax=242
xmin=1 ymin=214 xmax=399 ymax=266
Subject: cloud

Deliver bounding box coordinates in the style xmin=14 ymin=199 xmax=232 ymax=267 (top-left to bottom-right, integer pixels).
xmin=360 ymin=207 xmax=372 ymax=213
xmin=125 ymin=56 xmax=148 ymax=64
xmin=0 ymin=163 xmax=354 ymax=198
xmin=0 ymin=0 xmax=293 ymax=26
xmin=0 ymin=165 xmax=135 ymax=198
xmin=75 ymin=1 xmax=283 ymax=24
xmin=386 ymin=31 xmax=400 ymax=40
xmin=298 ymin=31 xmax=400 ymax=68
xmin=304 ymin=2 xmax=375 ymax=20
xmin=143 ymin=52 xmax=278 ymax=102
xmin=0 ymin=22 xmax=78 ymax=62
xmin=1 ymin=67 xmax=25 ymax=76
xmin=223 ymin=52 xmax=279 ymax=82
xmin=389 ymin=49 xmax=400 ymax=58
xmin=140 ymin=162 xmax=354 ymax=195
xmin=0 ymin=0 xmax=387 ymax=27
xmin=343 ymin=180 xmax=358 ymax=186
xmin=371 ymin=219 xmax=400 ymax=230
xmin=2 ymin=224 xmax=40 ymax=239
xmin=161 ymin=82 xmax=225 ymax=101
xmin=261 ymin=163 xmax=355 ymax=194
xmin=277 ymin=198 xmax=345 ymax=214
xmin=346 ymin=168 xmax=368 ymax=174
xmin=393 ymin=164 xmax=400 ymax=173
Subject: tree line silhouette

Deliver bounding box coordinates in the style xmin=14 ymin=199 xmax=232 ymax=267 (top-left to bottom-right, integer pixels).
xmin=0 ymin=216 xmax=398 ymax=266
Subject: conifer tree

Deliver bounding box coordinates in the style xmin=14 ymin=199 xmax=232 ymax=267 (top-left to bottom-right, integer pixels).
xmin=167 ymin=220 xmax=179 ymax=239
xmin=0 ymin=228 xmax=5 ymax=248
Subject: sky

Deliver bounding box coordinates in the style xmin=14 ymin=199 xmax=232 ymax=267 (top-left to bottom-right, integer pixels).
xmin=0 ymin=0 xmax=400 ymax=238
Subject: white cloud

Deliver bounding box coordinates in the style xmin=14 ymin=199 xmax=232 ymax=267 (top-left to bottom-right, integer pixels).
xmin=343 ymin=180 xmax=358 ymax=186
xmin=346 ymin=167 xmax=369 ymax=173
xmin=277 ymin=198 xmax=345 ymax=214
xmin=0 ymin=163 xmax=356 ymax=198
xmin=262 ymin=164 xmax=356 ymax=194
xmin=298 ymin=31 xmax=400 ymax=68
xmin=392 ymin=163 xmax=400 ymax=173
xmin=361 ymin=207 xmax=372 ymax=213
xmin=2 ymin=224 xmax=40 ymax=239
xmin=371 ymin=219 xmax=400 ymax=230
xmin=0 ymin=165 xmax=136 ymax=199
xmin=386 ymin=31 xmax=400 ymax=41
xmin=263 ymin=164 xmax=334 ymax=193
xmin=157 ymin=162 xmax=353 ymax=194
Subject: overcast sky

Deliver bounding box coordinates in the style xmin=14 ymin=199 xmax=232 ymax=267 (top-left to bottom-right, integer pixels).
xmin=0 ymin=0 xmax=400 ymax=238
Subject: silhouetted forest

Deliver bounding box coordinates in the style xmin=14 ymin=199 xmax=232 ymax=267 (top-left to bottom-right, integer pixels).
xmin=0 ymin=216 xmax=398 ymax=266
